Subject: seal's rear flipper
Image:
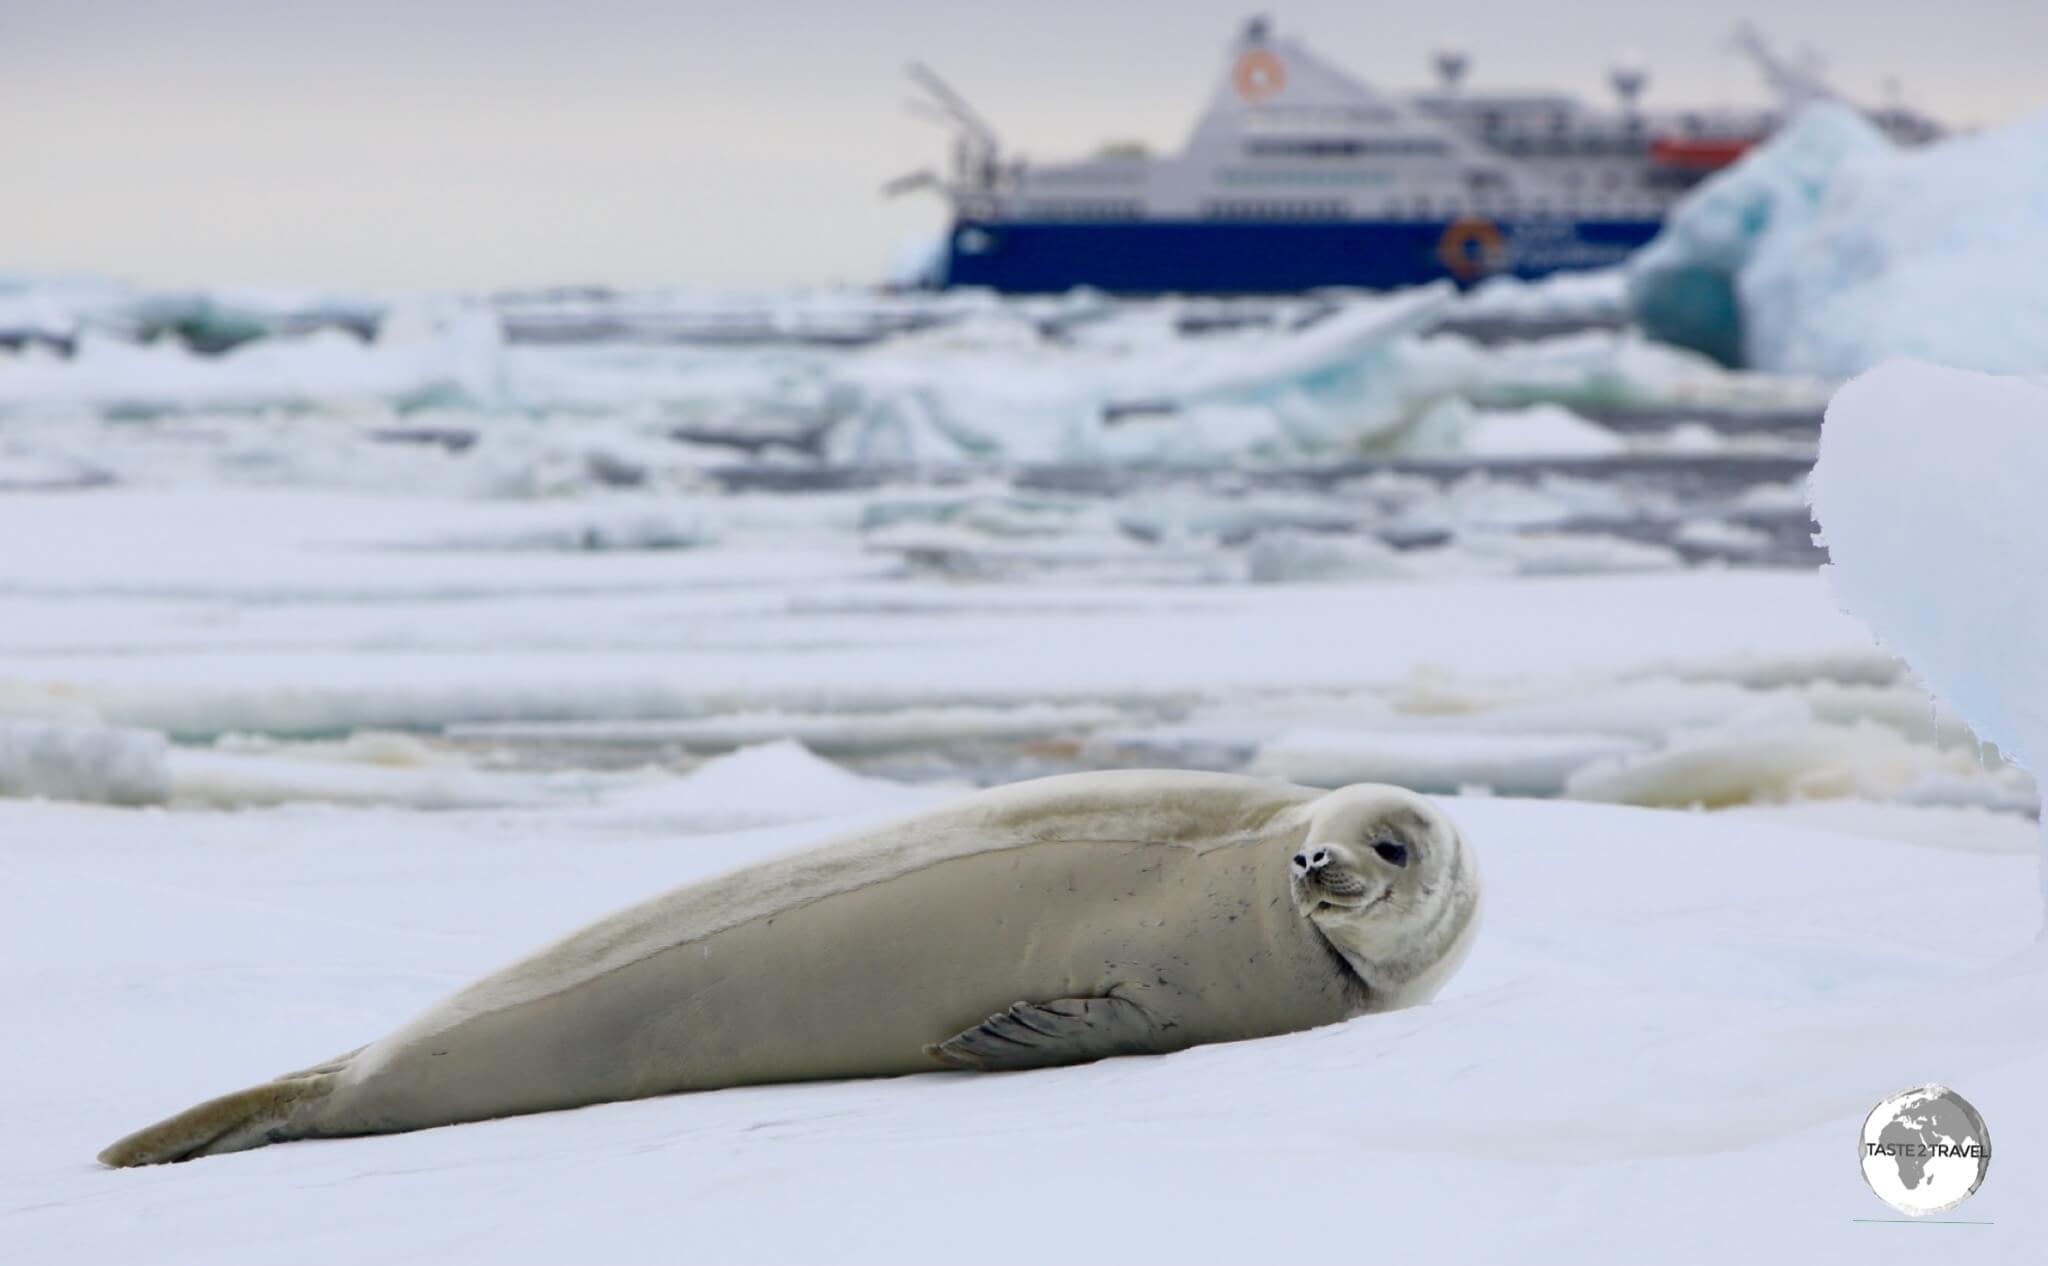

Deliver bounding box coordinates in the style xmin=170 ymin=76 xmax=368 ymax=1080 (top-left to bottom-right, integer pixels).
xmin=924 ymin=991 xmax=1169 ymax=1072
xmin=98 ymin=1070 xmax=338 ymax=1168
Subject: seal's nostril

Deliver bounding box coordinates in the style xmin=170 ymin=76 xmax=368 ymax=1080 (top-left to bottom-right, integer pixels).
xmin=1292 ymin=853 xmax=1308 ymax=870
xmin=1311 ymin=849 xmax=1329 ymax=865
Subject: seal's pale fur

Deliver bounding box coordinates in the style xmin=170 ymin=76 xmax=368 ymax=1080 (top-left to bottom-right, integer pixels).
xmin=100 ymin=771 xmax=1480 ymax=1166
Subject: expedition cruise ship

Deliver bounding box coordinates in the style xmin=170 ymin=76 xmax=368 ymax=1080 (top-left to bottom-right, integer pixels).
xmin=890 ymin=18 xmax=1939 ymax=294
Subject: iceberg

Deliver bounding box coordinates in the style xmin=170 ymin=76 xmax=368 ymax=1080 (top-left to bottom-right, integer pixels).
xmin=1808 ymin=359 xmax=2048 ymax=898
xmin=1630 ymin=103 xmax=2048 ymax=378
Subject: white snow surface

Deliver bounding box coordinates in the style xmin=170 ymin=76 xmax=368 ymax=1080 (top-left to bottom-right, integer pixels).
xmin=0 ymin=458 xmax=2027 ymax=847
xmin=1251 ymin=727 xmax=1643 ymax=796
xmin=1400 ymin=398 xmax=1628 ymax=458
xmin=1630 ymin=103 xmax=2048 ymax=378
xmin=7 ymin=787 xmax=2044 ymax=1263
xmin=1 ymin=481 xmax=2020 ymax=816
xmin=0 ymin=489 xmax=1847 ymax=724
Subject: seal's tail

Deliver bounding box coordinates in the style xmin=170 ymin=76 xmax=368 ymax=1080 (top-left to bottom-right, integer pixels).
xmin=98 ymin=1056 xmax=350 ymax=1167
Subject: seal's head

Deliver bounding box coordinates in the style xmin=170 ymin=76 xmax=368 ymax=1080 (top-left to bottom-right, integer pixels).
xmin=1290 ymin=784 xmax=1481 ymax=1007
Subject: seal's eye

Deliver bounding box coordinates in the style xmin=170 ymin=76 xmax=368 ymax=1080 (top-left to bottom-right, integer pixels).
xmin=1372 ymin=841 xmax=1409 ymax=867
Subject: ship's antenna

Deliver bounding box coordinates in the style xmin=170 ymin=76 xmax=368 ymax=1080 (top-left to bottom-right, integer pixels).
xmin=1609 ymin=49 xmax=1649 ymax=111
xmin=1432 ymin=41 xmax=1471 ymax=93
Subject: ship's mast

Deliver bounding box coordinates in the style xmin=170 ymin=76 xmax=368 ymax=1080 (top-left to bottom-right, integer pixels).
xmin=1431 ymin=44 xmax=1470 ymax=94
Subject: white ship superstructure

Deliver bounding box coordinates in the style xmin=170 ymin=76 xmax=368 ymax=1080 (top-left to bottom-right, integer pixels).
xmin=892 ymin=18 xmax=1938 ymax=292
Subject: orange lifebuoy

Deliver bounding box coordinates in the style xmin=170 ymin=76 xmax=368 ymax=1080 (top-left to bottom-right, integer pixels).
xmin=1438 ymin=217 xmax=1509 ymax=280
xmin=1233 ymin=50 xmax=1286 ymax=102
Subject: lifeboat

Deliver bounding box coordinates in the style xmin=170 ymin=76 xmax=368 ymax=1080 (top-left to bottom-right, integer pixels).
xmin=1648 ymin=136 xmax=1756 ymax=170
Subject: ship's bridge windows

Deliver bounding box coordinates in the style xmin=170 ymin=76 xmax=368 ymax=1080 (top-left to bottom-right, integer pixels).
xmin=1219 ymin=168 xmax=1392 ymax=187
xmin=1027 ymin=166 xmax=1145 ymax=189
xmin=1245 ymin=137 xmax=1451 ymax=159
xmin=1239 ymin=106 xmax=1399 ymax=132
xmin=1502 ymin=133 xmax=1580 ymax=158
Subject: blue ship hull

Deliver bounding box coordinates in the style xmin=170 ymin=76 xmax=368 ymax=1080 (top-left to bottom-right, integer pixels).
xmin=942 ymin=217 xmax=1662 ymax=294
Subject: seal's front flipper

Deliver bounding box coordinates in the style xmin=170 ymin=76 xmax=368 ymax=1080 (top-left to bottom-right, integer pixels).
xmin=925 ymin=992 xmax=1171 ymax=1072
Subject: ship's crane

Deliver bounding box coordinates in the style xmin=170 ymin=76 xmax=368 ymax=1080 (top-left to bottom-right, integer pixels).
xmin=1730 ymin=21 xmax=1943 ymax=143
xmin=1730 ymin=21 xmax=1834 ymax=108
xmin=883 ymin=62 xmax=1006 ymax=199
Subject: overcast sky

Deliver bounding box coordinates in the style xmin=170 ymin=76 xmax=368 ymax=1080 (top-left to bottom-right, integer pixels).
xmin=6 ymin=0 xmax=2044 ymax=290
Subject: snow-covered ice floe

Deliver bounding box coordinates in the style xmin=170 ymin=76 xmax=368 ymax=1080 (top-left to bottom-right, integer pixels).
xmin=0 ymin=719 xmax=169 ymax=806
xmin=1450 ymin=265 xmax=1631 ymax=325
xmin=1630 ymin=102 xmax=2048 ymax=378
xmin=3 ymin=357 xmax=2045 ymax=1261
xmin=0 ymin=481 xmax=2019 ymax=814
xmin=8 ymin=785 xmax=2044 ymax=1261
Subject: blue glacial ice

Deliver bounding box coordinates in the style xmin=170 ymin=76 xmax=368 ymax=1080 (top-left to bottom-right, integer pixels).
xmin=1630 ymin=103 xmax=2048 ymax=378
